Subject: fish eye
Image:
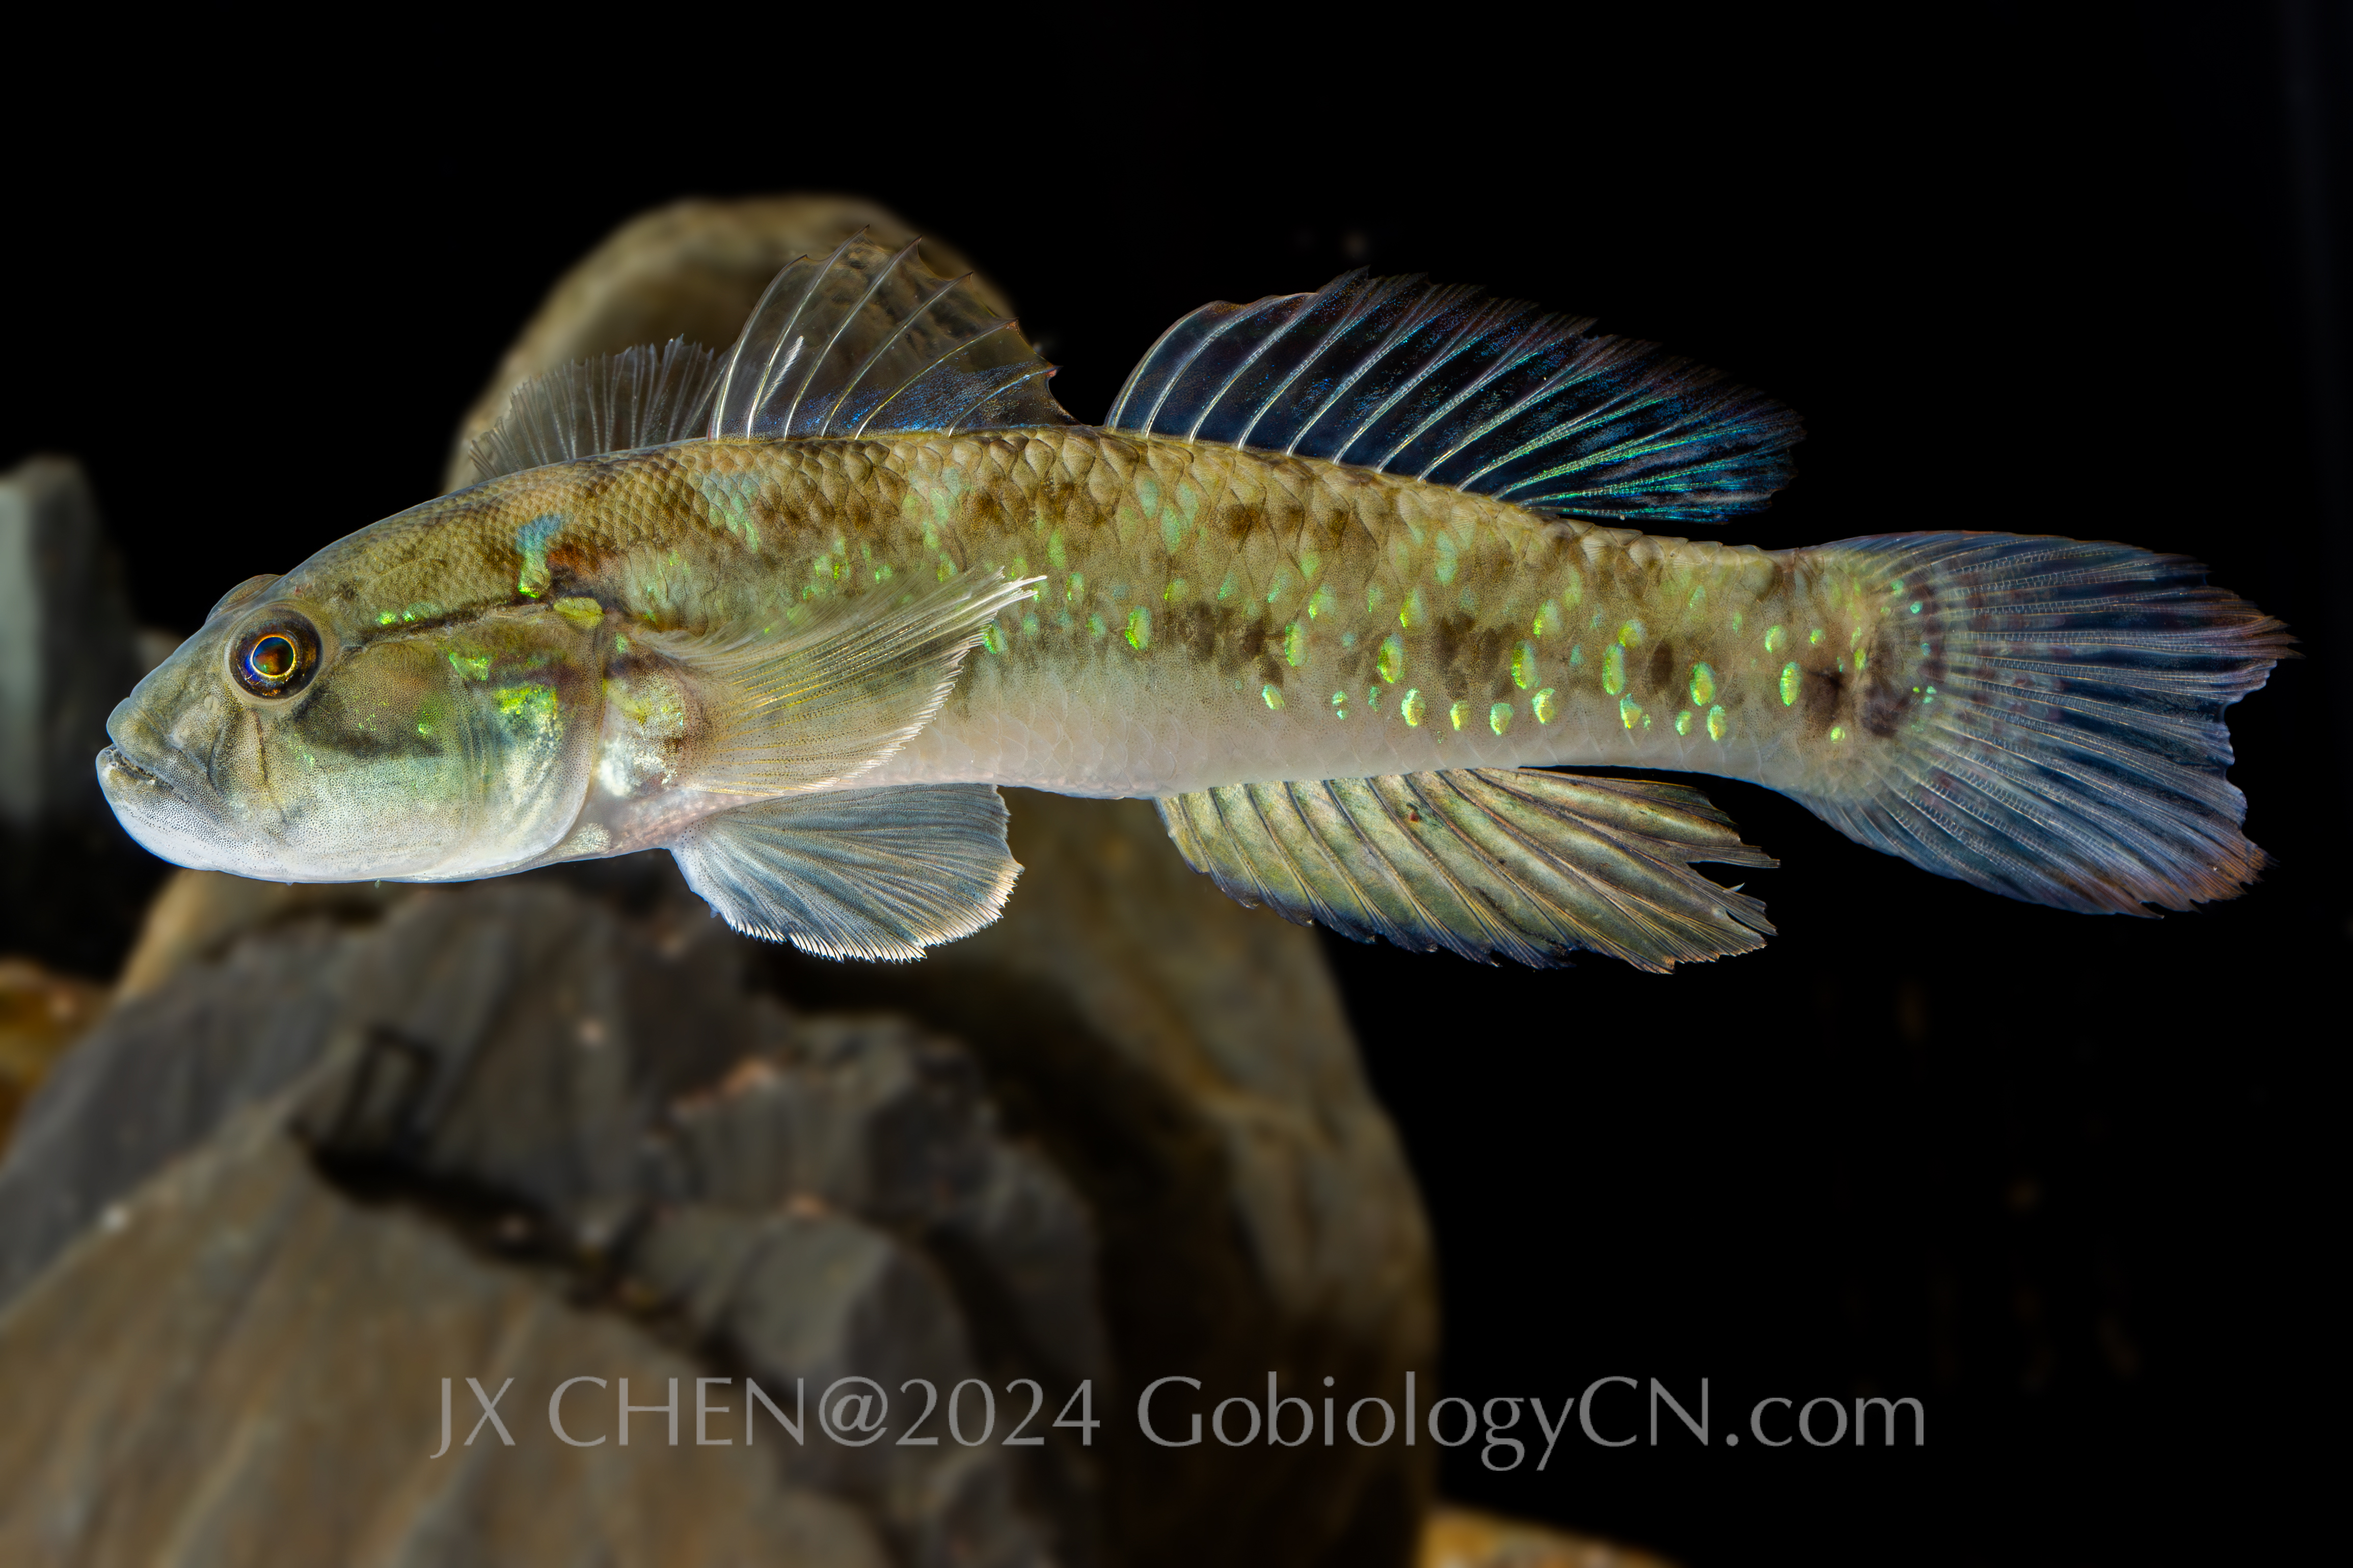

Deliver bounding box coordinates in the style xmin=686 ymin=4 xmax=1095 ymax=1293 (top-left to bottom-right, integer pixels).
xmin=228 ymin=612 xmax=322 ymax=699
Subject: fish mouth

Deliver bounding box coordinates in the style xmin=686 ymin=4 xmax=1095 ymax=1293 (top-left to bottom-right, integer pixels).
xmin=96 ymin=741 xmax=254 ymax=875
xmin=96 ymin=744 xmax=165 ymax=792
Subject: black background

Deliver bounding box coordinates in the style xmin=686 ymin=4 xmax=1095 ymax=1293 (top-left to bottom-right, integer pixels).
xmin=4 ymin=7 xmax=2342 ymax=1565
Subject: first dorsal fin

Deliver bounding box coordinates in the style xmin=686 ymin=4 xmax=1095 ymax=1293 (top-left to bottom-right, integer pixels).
xmin=709 ymin=233 xmax=1072 ymax=440
xmin=1106 ymin=270 xmax=1802 ymax=523
xmin=467 ymin=337 xmax=724 ymax=483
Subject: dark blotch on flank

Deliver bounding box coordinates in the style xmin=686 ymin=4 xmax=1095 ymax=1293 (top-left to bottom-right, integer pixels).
xmin=1647 ymin=640 xmax=1675 ymax=695
xmin=1431 ymin=613 xmax=1511 ymax=701
xmin=1800 ymin=664 xmax=1845 ymax=734
xmin=1172 ymin=602 xmax=1219 ymax=663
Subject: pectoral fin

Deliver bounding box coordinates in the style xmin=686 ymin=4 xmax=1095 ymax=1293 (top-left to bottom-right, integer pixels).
xmin=643 ymin=566 xmax=1039 ymax=796
xmin=669 ymin=783 xmax=1020 ymax=960
xmin=1156 ymin=768 xmax=1775 ymax=971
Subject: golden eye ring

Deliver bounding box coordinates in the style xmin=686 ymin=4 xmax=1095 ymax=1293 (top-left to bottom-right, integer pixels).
xmin=228 ymin=611 xmax=323 ymax=699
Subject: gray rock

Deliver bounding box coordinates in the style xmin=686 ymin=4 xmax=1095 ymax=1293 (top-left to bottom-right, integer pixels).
xmin=629 ymin=1204 xmax=1052 ymax=1568
xmin=0 ymin=456 xmax=143 ymax=829
xmin=664 ymin=1014 xmax=1108 ymax=1389
xmin=0 ymin=865 xmax=1101 ymax=1567
xmin=0 ymin=1093 xmax=893 ymax=1568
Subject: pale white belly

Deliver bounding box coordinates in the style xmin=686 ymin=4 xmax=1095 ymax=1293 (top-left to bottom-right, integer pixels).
xmin=856 ymin=650 xmax=1789 ymax=796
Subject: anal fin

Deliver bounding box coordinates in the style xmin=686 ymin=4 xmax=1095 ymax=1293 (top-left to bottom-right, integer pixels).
xmin=670 ymin=783 xmax=1019 ymax=960
xmin=1157 ymin=768 xmax=1774 ymax=971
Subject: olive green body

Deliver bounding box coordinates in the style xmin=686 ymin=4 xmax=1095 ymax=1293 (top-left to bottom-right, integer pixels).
xmin=304 ymin=430 xmax=1916 ymax=807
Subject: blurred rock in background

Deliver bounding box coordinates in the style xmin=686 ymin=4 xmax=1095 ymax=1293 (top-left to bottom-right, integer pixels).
xmin=0 ymin=197 xmax=1441 ymax=1568
xmin=0 ymin=457 xmax=174 ymax=975
xmin=0 ymin=959 xmax=104 ymax=1152
xmin=440 ymin=196 xmax=1006 ymax=493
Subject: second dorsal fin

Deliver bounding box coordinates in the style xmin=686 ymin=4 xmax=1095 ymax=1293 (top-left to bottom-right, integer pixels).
xmin=709 ymin=234 xmax=1072 ymax=441
xmin=1105 ymin=270 xmax=1802 ymax=523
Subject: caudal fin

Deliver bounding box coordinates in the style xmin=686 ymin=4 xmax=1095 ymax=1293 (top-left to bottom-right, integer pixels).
xmin=1800 ymin=533 xmax=2290 ymax=914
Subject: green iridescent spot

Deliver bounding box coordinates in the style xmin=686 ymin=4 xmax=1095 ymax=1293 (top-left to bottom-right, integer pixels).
xmin=1332 ymin=691 xmax=1348 ymax=718
xmin=982 ymin=624 xmax=1006 ymax=655
xmin=1125 ymin=606 xmax=1152 ymax=650
xmin=1262 ymin=684 xmax=1286 ymax=710
xmin=1830 ymin=724 xmax=1847 ymax=741
xmin=1910 ymin=601 xmax=1923 ymax=615
xmin=1378 ymin=633 xmax=1404 ymax=684
xmin=1619 ymin=696 xmax=1642 ymax=730
xmin=1689 ymin=661 xmax=1717 ymax=706
xmin=1675 ymin=709 xmax=1693 ymax=735
xmin=1808 ymin=627 xmax=1826 ymax=645
xmin=1402 ymin=689 xmax=1425 ymax=726
xmin=1707 ymin=704 xmax=1728 ymax=741
xmin=447 ymin=652 xmax=490 ymax=682
xmin=1088 ymin=613 xmax=1107 ymax=639
xmin=1490 ymin=701 xmax=1513 ymax=736
xmin=1780 ymin=662 xmax=1801 ymax=705
xmin=1533 ymin=687 xmax=1558 ymax=723
xmin=1449 ymin=700 xmax=1471 ymax=731
xmin=1284 ymin=621 xmax=1306 ymax=667
xmin=1569 ymin=644 xmax=1585 ymax=667
xmin=1765 ymin=624 xmax=1786 ymax=653
xmin=1618 ymin=618 xmax=1646 ymax=647
xmin=1602 ymin=643 xmax=1626 ymax=695
xmin=1511 ymin=640 xmax=1537 ymax=690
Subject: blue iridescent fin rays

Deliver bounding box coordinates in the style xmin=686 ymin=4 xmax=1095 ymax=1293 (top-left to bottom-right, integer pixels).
xmin=1106 ymin=270 xmax=1803 ymax=522
xmin=710 ymin=234 xmax=1072 ymax=441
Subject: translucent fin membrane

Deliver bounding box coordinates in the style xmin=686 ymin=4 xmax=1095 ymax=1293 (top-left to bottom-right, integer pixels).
xmin=1800 ymin=532 xmax=2292 ymax=914
xmin=670 ymin=783 xmax=1019 ymax=960
xmin=467 ymin=338 xmax=723 ymax=483
xmin=1107 ymin=270 xmax=1802 ymax=522
xmin=710 ymin=234 xmax=1069 ymax=440
xmin=642 ymin=566 xmax=1041 ymax=797
xmin=1157 ymin=768 xmax=1775 ymax=971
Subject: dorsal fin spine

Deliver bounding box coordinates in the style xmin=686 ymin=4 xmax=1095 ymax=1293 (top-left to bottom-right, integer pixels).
xmin=746 ymin=233 xmax=853 ymax=426
xmin=792 ymin=238 xmax=920 ymax=435
xmin=824 ymin=269 xmax=962 ymax=437
xmin=711 ymin=233 xmax=1068 ymax=441
xmin=710 ymin=232 xmax=849 ymax=437
xmin=773 ymin=234 xmax=881 ymax=434
xmin=854 ymin=315 xmax=1010 ymax=437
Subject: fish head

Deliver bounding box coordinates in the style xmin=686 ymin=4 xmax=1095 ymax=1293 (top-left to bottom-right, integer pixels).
xmin=98 ymin=573 xmax=607 ymax=883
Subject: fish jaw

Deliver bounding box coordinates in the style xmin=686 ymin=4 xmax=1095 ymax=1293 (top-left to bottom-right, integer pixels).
xmin=97 ymin=642 xmax=313 ymax=881
xmin=95 ymin=739 xmax=283 ymax=878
